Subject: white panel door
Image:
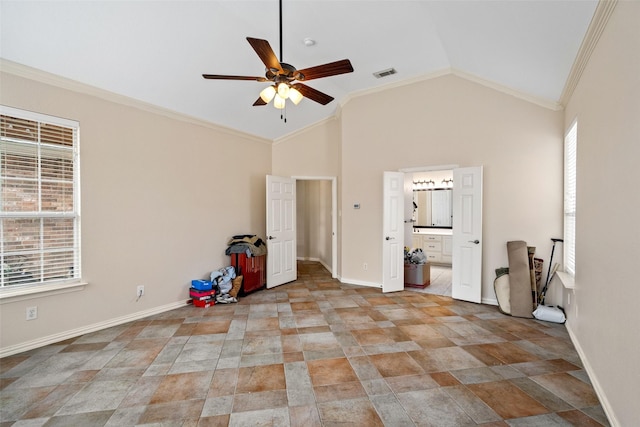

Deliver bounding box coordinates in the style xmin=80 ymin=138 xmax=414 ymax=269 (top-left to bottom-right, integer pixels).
xmin=266 ymin=175 xmax=297 ymax=288
xmin=382 ymin=171 xmax=405 ymax=293
xmin=452 ymin=166 xmax=483 ymax=303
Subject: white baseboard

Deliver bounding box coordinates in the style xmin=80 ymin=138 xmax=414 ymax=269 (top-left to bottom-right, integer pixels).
xmin=339 ymin=277 xmax=382 ymax=289
xmin=565 ymin=321 xmax=618 ymax=426
xmin=0 ymin=300 xmax=188 ymax=358
xmin=482 ymin=297 xmax=498 ymax=306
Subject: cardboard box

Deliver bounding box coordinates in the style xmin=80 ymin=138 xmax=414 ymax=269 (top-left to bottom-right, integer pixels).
xmin=404 ymin=263 xmax=431 ymax=288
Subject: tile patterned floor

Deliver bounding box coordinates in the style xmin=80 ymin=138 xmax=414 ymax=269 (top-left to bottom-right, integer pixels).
xmin=406 ymin=265 xmax=452 ymax=297
xmin=0 ymin=262 xmax=609 ymax=426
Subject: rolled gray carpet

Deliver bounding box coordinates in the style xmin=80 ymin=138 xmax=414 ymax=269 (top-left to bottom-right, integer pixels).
xmin=507 ymin=241 xmax=534 ymax=318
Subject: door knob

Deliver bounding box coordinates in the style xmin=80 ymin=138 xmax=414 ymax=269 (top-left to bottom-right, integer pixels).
xmin=385 ymin=236 xmax=395 ymax=240
xmin=469 ymin=239 xmax=480 ymax=244
xmin=268 ymin=236 xmax=275 ymax=240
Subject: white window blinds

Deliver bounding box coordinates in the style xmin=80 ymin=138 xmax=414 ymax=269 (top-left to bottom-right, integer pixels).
xmin=564 ymin=120 xmax=577 ymax=276
xmin=1 ymin=106 xmax=80 ymax=287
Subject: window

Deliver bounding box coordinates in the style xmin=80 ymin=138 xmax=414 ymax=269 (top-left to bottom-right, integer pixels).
xmin=564 ymin=120 xmax=577 ymax=276
xmin=1 ymin=106 xmax=80 ymax=287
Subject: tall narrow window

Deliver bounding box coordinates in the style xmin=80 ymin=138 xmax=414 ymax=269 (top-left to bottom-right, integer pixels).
xmin=1 ymin=106 xmax=80 ymax=287
xmin=564 ymin=120 xmax=577 ymax=276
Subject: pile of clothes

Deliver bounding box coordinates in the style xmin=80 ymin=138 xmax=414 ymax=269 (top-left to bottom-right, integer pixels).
xmin=210 ymin=266 xmax=242 ymax=304
xmin=405 ymin=247 xmax=427 ymax=264
xmin=225 ymin=234 xmax=267 ymax=257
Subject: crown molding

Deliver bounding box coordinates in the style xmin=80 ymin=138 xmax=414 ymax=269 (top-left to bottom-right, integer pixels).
xmin=559 ymin=0 xmax=618 ymax=106
xmin=339 ymin=67 xmax=562 ymax=112
xmin=339 ymin=68 xmax=452 ymax=109
xmin=0 ymin=59 xmax=272 ymax=145
xmin=450 ymin=69 xmax=563 ymax=111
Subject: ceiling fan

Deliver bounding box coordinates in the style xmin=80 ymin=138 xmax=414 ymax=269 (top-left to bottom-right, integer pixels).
xmin=202 ymin=0 xmax=354 ymax=110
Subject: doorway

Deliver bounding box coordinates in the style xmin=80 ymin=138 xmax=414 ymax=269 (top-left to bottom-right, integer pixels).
xmin=406 ymin=168 xmax=454 ymax=297
xmin=399 ymin=165 xmax=483 ymax=303
xmin=294 ymin=176 xmax=337 ymax=278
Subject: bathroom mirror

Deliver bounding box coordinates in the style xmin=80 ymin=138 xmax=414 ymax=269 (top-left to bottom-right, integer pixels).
xmin=413 ymin=189 xmax=452 ymax=228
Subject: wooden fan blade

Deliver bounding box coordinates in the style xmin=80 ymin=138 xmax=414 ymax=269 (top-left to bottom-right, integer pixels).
xmin=292 ymin=83 xmax=334 ymax=105
xmin=202 ymin=74 xmax=268 ymax=82
xmin=247 ymin=37 xmax=284 ymax=74
xmin=296 ymin=59 xmax=353 ymax=81
xmin=253 ymin=97 xmax=267 ymax=106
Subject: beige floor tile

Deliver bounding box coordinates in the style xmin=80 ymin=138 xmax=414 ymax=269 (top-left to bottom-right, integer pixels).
xmin=0 ymin=261 xmax=610 ymax=426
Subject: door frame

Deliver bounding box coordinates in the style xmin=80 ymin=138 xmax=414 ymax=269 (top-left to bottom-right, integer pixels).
xmin=399 ymin=164 xmax=484 ymax=301
xmin=399 ymin=164 xmax=485 ymax=304
xmin=292 ymin=176 xmax=338 ymax=278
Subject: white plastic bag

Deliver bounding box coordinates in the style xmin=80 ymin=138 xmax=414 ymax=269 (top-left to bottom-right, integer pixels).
xmin=533 ymin=305 xmax=566 ymax=323
xmin=410 ymin=248 xmax=427 ymax=264
xmin=211 ymin=266 xmax=236 ymax=294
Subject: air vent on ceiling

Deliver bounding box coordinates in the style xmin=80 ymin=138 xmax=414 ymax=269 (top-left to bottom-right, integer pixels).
xmin=373 ymin=68 xmax=397 ymax=79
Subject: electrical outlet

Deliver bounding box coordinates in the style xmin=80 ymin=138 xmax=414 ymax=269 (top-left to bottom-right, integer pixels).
xmin=363 ymin=262 xmax=368 ymax=271
xmin=26 ymin=306 xmax=38 ymax=321
xmin=137 ymin=285 xmax=144 ymax=298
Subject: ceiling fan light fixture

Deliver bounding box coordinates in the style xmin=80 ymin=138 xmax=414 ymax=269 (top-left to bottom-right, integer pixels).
xmin=289 ymin=87 xmax=303 ymax=105
xmin=260 ymin=85 xmax=276 ymax=103
xmin=273 ymin=94 xmax=286 ymax=109
xmin=277 ymin=82 xmax=290 ymax=99
xmin=201 ymin=0 xmax=353 ymax=118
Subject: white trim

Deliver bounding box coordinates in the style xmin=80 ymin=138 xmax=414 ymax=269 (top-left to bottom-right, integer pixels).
xmin=0 ymin=105 xmax=79 ymax=128
xmin=2 ymin=59 xmax=565 ymax=148
xmin=1 ymin=106 xmax=81 ymax=288
xmin=339 ymin=68 xmax=452 ymax=110
xmin=555 ymin=271 xmax=575 ymax=290
xmin=341 ymin=67 xmax=562 ymax=112
xmin=565 ymin=321 xmax=618 ymax=426
xmin=0 ymin=300 xmax=188 ymax=358
xmin=292 ymin=176 xmax=338 ymax=280
xmin=451 ymin=69 xmax=563 ymax=111
xmin=481 ymin=297 xmax=498 ymax=306
xmin=560 ymin=0 xmax=618 ymax=106
xmin=400 ymin=164 xmax=460 ymax=173
xmin=0 ymin=281 xmax=87 ymax=304
xmin=340 ymin=277 xmax=382 ymax=289
xmin=0 ymin=59 xmax=271 ymax=145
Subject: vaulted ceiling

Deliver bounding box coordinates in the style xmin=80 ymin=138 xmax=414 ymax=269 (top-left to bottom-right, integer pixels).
xmin=1 ymin=1 xmax=598 ymax=141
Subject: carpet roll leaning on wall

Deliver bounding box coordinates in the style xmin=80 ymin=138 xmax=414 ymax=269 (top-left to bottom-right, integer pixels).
xmin=506 ymin=240 xmax=534 ymax=318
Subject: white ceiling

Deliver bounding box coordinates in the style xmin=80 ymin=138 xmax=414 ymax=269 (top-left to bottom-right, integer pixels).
xmin=1 ymin=1 xmax=598 ymax=141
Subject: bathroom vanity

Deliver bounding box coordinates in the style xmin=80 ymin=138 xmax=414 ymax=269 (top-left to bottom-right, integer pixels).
xmin=412 ymin=187 xmax=453 ymax=265
xmin=412 ymin=229 xmax=452 ymax=265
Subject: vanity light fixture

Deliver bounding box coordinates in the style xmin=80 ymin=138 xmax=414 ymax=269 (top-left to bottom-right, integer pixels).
xmin=441 ymin=179 xmax=453 ymax=187
xmin=413 ymin=179 xmax=437 ymax=190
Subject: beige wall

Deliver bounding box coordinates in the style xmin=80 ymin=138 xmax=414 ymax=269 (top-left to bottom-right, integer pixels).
xmin=340 ymin=74 xmax=564 ymax=300
xmin=563 ymin=2 xmax=640 ymax=424
xmin=272 ymin=116 xmax=342 ymax=275
xmin=272 ymin=118 xmax=341 ymax=178
xmin=0 ymin=70 xmax=271 ymax=352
